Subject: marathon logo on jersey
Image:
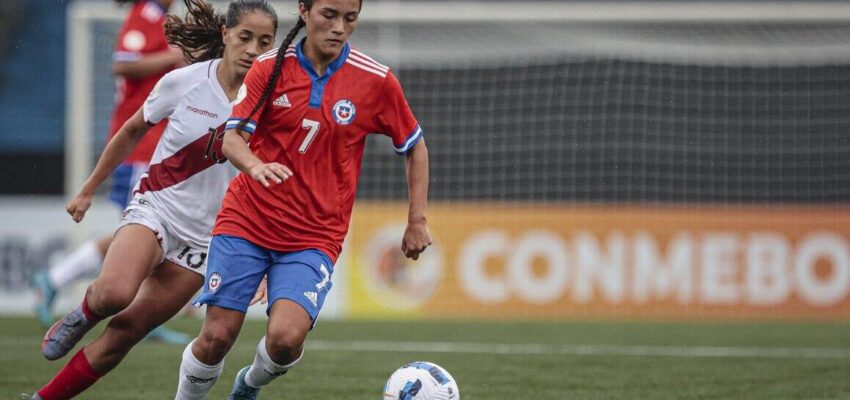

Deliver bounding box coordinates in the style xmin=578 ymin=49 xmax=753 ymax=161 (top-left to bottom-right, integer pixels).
xmin=208 ymin=272 xmax=222 ymax=293
xmin=332 ymin=99 xmax=356 ymax=125
xmin=186 ymin=105 xmax=219 ymax=119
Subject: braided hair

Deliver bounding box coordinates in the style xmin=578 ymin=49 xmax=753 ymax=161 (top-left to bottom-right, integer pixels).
xmin=165 ymin=0 xmax=278 ymax=64
xmin=236 ymin=0 xmax=363 ymax=133
xmin=235 ymin=18 xmax=302 ymax=132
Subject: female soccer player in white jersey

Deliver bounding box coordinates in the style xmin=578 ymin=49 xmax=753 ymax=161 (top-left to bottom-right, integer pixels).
xmin=174 ymin=0 xmax=432 ymax=398
xmin=32 ymin=0 xmax=190 ymax=345
xmin=28 ymin=1 xmax=277 ymax=399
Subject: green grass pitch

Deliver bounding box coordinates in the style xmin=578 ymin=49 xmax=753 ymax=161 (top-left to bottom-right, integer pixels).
xmin=1 ymin=316 xmax=848 ymax=399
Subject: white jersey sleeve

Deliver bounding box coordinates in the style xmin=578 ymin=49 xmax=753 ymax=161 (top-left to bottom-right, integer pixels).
xmin=143 ymin=70 xmax=184 ymax=124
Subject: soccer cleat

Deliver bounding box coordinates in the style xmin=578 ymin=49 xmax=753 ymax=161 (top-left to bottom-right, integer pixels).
xmin=146 ymin=326 xmax=191 ymax=345
xmin=20 ymin=393 xmax=42 ymax=400
xmin=41 ymin=306 xmax=94 ymax=361
xmin=228 ymin=366 xmax=261 ymax=400
xmin=31 ymin=271 xmax=57 ymax=329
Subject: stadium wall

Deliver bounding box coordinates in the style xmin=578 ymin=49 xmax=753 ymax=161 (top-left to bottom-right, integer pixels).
xmin=0 ymin=197 xmax=346 ymax=320
xmin=3 ymin=198 xmax=848 ymax=321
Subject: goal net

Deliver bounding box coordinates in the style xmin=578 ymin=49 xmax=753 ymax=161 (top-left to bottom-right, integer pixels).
xmin=67 ymin=1 xmax=850 ymax=320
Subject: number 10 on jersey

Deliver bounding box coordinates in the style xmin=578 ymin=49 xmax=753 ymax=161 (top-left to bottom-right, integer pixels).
xmin=299 ymin=119 xmax=320 ymax=154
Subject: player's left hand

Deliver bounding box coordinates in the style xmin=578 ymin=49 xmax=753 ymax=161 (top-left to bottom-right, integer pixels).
xmin=401 ymin=221 xmax=432 ymax=260
xmin=250 ymin=275 xmax=268 ymax=305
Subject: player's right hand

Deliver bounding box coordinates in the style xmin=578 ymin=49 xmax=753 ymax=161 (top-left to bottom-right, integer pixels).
xmin=248 ymin=162 xmax=292 ymax=188
xmin=66 ymin=193 xmax=93 ymax=223
xmin=250 ymin=275 xmax=268 ymax=306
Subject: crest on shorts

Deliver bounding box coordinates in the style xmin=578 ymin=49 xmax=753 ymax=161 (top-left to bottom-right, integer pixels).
xmin=332 ymin=99 xmax=356 ymax=125
xmin=209 ymin=272 xmax=222 ymax=293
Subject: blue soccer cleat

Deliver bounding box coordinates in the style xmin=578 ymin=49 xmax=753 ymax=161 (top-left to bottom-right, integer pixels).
xmin=146 ymin=326 xmax=191 ymax=345
xmin=228 ymin=366 xmax=261 ymax=400
xmin=41 ymin=306 xmax=95 ymax=361
xmin=31 ymin=271 xmax=57 ymax=329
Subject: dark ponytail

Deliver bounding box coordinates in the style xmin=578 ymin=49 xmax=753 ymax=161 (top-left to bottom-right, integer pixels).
xmin=237 ymin=17 xmax=304 ymax=132
xmin=165 ymin=0 xmax=278 ymax=64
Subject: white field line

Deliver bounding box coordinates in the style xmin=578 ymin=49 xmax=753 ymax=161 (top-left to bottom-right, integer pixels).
xmin=306 ymin=340 xmax=850 ymax=360
xmin=4 ymin=337 xmax=848 ymax=360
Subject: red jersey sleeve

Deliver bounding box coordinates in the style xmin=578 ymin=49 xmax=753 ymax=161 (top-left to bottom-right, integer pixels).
xmin=377 ymin=71 xmax=422 ymax=155
xmin=226 ymin=52 xmax=275 ymax=134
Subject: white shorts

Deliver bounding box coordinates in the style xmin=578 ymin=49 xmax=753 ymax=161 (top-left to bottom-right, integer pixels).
xmin=118 ymin=194 xmax=207 ymax=276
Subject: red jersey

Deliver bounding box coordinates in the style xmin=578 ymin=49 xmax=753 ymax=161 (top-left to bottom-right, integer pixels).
xmin=110 ymin=0 xmax=172 ymax=163
xmin=215 ymin=40 xmax=422 ymax=262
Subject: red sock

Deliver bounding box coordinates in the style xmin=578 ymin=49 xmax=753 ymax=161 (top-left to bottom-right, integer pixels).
xmin=80 ymin=297 xmax=103 ymax=323
xmin=37 ymin=349 xmax=103 ymax=400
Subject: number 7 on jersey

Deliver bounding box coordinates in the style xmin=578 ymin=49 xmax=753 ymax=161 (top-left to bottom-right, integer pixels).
xmin=299 ymin=119 xmax=320 ymax=154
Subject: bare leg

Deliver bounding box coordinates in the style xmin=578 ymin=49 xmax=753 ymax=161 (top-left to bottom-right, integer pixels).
xmin=86 ymin=224 xmax=163 ymax=316
xmin=228 ymin=300 xmax=313 ymax=398
xmin=265 ymin=299 xmax=312 ymax=364
xmin=32 ymin=262 xmax=201 ymax=399
xmin=94 ymin=235 xmax=112 ymax=255
xmin=193 ymin=306 xmax=246 ymax=365
xmin=41 ymin=224 xmax=162 ymax=361
xmin=33 ymin=235 xmax=113 ymax=328
xmin=175 ymin=306 xmax=246 ymax=399
xmin=84 ymin=261 xmax=203 ymax=373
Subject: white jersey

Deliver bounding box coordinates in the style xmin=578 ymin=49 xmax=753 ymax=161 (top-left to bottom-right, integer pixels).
xmin=135 ymin=59 xmax=238 ymax=249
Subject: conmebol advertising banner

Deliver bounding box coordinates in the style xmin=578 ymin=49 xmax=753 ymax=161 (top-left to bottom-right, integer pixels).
xmin=345 ymin=202 xmax=850 ymax=320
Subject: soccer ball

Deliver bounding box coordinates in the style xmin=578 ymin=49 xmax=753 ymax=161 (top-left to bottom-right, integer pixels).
xmin=382 ymin=361 xmax=459 ymax=400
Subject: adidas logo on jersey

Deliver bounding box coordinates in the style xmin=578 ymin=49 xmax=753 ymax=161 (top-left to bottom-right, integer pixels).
xmin=303 ymin=291 xmax=318 ymax=307
xmin=273 ymin=94 xmax=291 ymax=108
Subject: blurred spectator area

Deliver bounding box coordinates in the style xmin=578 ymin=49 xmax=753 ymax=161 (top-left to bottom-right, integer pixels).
xmin=0 ymin=0 xmax=64 ymax=194
xmin=0 ymin=0 xmax=22 ymax=58
xmin=0 ymin=0 xmax=850 ymax=197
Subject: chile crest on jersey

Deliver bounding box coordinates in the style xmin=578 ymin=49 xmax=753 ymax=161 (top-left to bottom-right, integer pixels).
xmin=332 ymin=99 xmax=356 ymax=125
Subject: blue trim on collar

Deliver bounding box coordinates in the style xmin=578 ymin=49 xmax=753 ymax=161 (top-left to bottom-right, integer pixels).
xmin=296 ymin=38 xmax=350 ymax=108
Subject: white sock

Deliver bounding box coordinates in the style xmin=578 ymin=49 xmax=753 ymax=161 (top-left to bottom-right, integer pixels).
xmin=244 ymin=336 xmax=301 ymax=388
xmin=48 ymin=240 xmax=104 ymax=288
xmin=175 ymin=340 xmax=224 ymax=400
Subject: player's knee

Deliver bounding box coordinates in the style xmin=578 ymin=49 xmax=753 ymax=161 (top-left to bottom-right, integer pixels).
xmin=87 ymin=284 xmax=135 ymax=316
xmin=266 ymin=325 xmax=306 ymax=364
xmin=197 ymin=325 xmax=237 ymax=362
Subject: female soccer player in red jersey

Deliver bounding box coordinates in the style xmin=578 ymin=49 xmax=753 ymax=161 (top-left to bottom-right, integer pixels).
xmin=175 ymin=0 xmax=431 ymax=398
xmin=28 ymin=1 xmax=278 ymax=399
xmin=32 ymin=0 xmax=188 ymax=346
